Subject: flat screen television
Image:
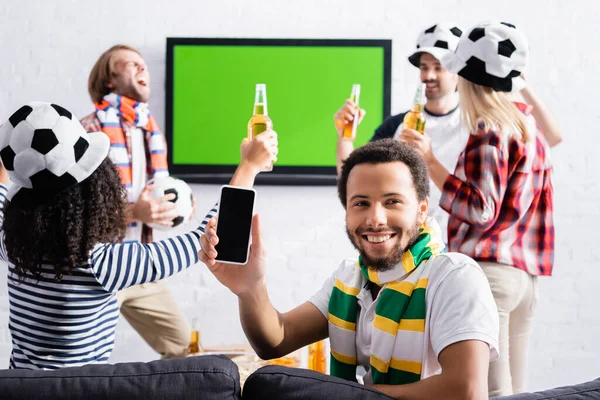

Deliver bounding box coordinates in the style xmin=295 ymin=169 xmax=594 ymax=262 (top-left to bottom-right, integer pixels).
xmin=166 ymin=38 xmax=391 ymax=185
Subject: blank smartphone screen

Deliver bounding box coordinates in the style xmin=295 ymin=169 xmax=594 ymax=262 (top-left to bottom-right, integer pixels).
xmin=215 ymin=186 xmax=256 ymax=264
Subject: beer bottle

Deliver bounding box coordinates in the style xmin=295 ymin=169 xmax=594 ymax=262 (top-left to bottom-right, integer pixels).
xmin=187 ymin=319 xmax=202 ymax=355
xmin=342 ymin=84 xmax=361 ymax=139
xmin=402 ymin=83 xmax=426 ymax=134
xmin=248 ymin=84 xmax=273 ymax=138
xmin=248 ymin=83 xmax=274 ymax=171
xmin=308 ymin=340 xmax=327 ymax=373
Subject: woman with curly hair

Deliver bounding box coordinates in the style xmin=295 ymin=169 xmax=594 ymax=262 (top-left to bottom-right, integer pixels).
xmin=0 ymin=102 xmax=276 ymax=370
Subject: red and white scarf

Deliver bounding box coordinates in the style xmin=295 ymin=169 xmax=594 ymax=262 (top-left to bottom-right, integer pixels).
xmin=94 ymin=93 xmax=169 ymax=202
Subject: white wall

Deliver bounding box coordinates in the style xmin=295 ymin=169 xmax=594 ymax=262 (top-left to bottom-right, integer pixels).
xmin=1 ymin=0 xmax=599 ymax=392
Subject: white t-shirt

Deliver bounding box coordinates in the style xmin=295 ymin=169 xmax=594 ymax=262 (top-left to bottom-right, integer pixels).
xmin=125 ymin=126 xmax=147 ymax=242
xmin=309 ymin=253 xmax=499 ymax=384
xmin=393 ymin=107 xmax=470 ymax=244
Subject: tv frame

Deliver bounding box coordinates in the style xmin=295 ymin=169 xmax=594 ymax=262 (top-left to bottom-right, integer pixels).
xmin=165 ymin=37 xmax=392 ymax=186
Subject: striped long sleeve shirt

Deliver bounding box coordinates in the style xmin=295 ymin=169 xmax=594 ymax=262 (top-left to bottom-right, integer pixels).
xmin=0 ymin=184 xmax=217 ymax=370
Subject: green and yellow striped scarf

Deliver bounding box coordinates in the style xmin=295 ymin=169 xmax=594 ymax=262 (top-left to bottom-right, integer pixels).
xmin=328 ymin=218 xmax=444 ymax=385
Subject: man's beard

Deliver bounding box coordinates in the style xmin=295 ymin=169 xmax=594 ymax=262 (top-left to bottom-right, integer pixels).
xmin=346 ymin=218 xmax=421 ymax=272
xmin=115 ymin=80 xmax=150 ymax=103
xmin=424 ymin=81 xmax=446 ymax=101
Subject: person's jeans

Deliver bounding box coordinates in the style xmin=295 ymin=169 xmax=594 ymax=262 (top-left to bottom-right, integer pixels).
xmin=480 ymin=262 xmax=539 ymax=397
xmin=118 ymin=281 xmax=191 ymax=359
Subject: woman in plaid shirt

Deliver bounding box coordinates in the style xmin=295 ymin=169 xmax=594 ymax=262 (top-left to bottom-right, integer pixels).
xmin=401 ymin=22 xmax=554 ymax=397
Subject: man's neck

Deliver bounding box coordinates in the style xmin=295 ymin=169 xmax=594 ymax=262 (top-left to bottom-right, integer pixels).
xmin=424 ymin=93 xmax=459 ymax=116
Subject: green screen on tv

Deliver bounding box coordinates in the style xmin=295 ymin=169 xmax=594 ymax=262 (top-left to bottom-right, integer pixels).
xmin=166 ymin=38 xmax=391 ymax=185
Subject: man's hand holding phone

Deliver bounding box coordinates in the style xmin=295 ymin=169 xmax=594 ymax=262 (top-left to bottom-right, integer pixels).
xmin=199 ymin=214 xmax=266 ymax=297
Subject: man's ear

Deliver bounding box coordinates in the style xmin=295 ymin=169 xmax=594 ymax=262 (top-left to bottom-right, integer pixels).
xmin=106 ymin=80 xmax=115 ymax=89
xmin=418 ymin=197 xmax=429 ymax=225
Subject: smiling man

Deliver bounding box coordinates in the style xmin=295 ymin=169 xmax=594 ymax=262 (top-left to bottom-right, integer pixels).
xmin=80 ymin=44 xmax=192 ymax=359
xmin=199 ymin=139 xmax=499 ymax=400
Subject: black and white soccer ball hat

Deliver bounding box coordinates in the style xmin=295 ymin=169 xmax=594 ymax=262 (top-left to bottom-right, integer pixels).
xmin=408 ymin=22 xmax=464 ymax=67
xmin=441 ymin=21 xmax=529 ymax=92
xmin=0 ymin=102 xmax=110 ymax=199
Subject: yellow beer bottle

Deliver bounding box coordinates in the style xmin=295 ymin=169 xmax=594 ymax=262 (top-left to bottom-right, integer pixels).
xmin=308 ymin=340 xmax=327 ymax=373
xmin=403 ymin=83 xmax=426 ymax=134
xmin=248 ymin=83 xmax=273 ymax=139
xmin=342 ymin=84 xmax=361 ymax=139
xmin=248 ymin=83 xmax=274 ymax=171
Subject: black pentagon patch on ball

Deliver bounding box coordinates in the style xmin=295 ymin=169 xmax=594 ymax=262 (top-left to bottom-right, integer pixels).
xmin=501 ymin=22 xmax=516 ymax=29
xmin=164 ymin=188 xmax=178 ymax=203
xmin=434 ymin=40 xmax=448 ymax=49
xmin=508 ymin=70 xmax=521 ymax=78
xmin=468 ymin=27 xmax=485 ymax=42
xmin=8 ymin=105 xmax=33 ymax=127
xmin=30 ymin=169 xmax=77 ymax=190
xmin=73 ymin=137 xmax=89 ymax=162
xmin=450 ymin=27 xmax=463 ymax=37
xmin=51 ymin=104 xmax=72 ymax=120
xmin=0 ymin=146 xmax=16 ymax=171
xmin=32 ymin=129 xmax=59 ymax=155
xmin=424 ymin=25 xmax=436 ymax=34
xmin=172 ymin=216 xmax=184 ymax=227
xmin=498 ymin=39 xmax=517 ymax=57
xmin=459 ymin=56 xmax=515 ymax=92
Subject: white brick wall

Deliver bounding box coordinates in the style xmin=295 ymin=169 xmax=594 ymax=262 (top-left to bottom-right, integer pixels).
xmin=1 ymin=0 xmax=599 ymax=392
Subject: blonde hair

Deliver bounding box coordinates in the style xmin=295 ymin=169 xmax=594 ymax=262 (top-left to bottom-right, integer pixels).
xmin=458 ymin=78 xmax=532 ymax=142
xmin=88 ymin=45 xmax=141 ymax=104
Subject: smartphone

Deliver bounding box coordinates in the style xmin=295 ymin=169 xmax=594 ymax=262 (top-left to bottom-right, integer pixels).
xmin=214 ymin=185 xmax=256 ymax=265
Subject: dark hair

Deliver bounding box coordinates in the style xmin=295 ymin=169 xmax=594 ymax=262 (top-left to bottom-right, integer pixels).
xmin=337 ymin=139 xmax=430 ymax=207
xmin=3 ymin=158 xmax=128 ymax=280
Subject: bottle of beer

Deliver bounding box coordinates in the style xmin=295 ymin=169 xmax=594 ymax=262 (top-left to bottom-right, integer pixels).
xmin=308 ymin=340 xmax=327 ymax=373
xmin=248 ymin=83 xmax=274 ymax=171
xmin=402 ymin=83 xmax=426 ymax=134
xmin=186 ymin=318 xmax=202 ymax=355
xmin=342 ymin=84 xmax=361 ymax=140
xmin=248 ymin=84 xmax=273 ymax=138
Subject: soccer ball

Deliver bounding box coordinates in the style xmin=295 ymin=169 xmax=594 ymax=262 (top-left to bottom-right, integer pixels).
xmin=409 ymin=22 xmax=464 ymax=67
xmin=416 ymin=22 xmax=463 ymax=52
xmin=147 ymin=176 xmax=194 ymax=231
xmin=0 ymin=102 xmax=106 ymax=193
xmin=450 ymin=21 xmax=528 ymax=92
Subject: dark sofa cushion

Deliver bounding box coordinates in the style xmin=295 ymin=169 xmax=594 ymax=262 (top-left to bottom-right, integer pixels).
xmin=243 ymin=365 xmax=394 ymax=400
xmin=0 ymin=355 xmax=241 ymax=400
xmin=493 ymin=378 xmax=600 ymax=399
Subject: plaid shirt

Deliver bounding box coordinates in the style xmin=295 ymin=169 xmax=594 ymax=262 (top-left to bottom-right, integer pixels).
xmin=439 ymin=103 xmax=554 ymax=276
xmin=80 ymin=112 xmax=154 ymax=243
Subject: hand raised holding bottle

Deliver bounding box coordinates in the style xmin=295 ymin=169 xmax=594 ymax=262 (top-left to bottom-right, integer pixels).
xmin=333 ymin=99 xmax=366 ymax=141
xmin=240 ymin=130 xmax=278 ymax=175
xmin=334 ymin=84 xmax=366 ymax=141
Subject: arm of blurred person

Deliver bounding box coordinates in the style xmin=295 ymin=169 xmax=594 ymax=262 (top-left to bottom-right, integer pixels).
xmin=199 ymin=215 xmax=328 ymax=359
xmin=400 ymin=128 xmax=451 ymax=192
xmin=89 ymin=219 xmax=209 ymax=293
xmin=369 ymin=340 xmax=490 ymax=400
xmin=334 ymin=100 xmax=365 ymax=176
xmin=520 ymin=75 xmax=563 ymax=147
xmin=230 ymin=130 xmax=278 ymax=188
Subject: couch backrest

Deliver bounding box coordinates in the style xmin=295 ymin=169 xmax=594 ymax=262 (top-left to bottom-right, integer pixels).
xmin=492 ymin=378 xmax=600 ymax=399
xmin=243 ymin=365 xmax=394 ymax=400
xmin=0 ymin=355 xmax=241 ymax=400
